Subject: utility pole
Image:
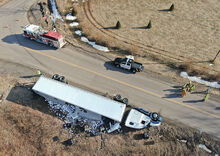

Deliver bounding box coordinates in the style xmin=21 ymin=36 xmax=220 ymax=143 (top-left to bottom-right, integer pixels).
xmin=212 ymin=50 xmax=220 ymax=63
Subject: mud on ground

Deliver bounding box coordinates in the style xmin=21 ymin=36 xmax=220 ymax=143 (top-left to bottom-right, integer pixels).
xmin=0 ymin=61 xmax=219 ymax=155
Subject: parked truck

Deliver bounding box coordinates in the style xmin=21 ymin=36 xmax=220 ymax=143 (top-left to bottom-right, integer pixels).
xmin=113 ymin=55 xmax=144 ymax=73
xmin=23 ymin=24 xmax=66 ymax=48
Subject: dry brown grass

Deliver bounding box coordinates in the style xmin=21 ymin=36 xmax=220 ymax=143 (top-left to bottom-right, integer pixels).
xmin=67 ymin=0 xmax=220 ymax=82
xmin=216 ymin=72 xmax=220 ymax=82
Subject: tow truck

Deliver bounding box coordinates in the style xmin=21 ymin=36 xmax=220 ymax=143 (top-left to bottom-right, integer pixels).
xmin=23 ymin=24 xmax=66 ymax=48
xmin=113 ymin=55 xmax=144 ymax=73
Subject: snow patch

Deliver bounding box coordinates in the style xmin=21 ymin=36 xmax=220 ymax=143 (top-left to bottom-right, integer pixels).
xmin=80 ymin=36 xmax=109 ymax=52
xmin=50 ymin=0 xmax=63 ymax=23
xmin=70 ymin=22 xmax=79 ymax=27
xmin=66 ymin=14 xmax=77 ymax=21
xmin=92 ymin=44 xmax=109 ymax=52
xmin=199 ymin=144 xmax=212 ymax=153
xmin=180 ymin=72 xmax=220 ymax=88
xmin=81 ymin=36 xmax=89 ymax=43
xmin=75 ymin=30 xmax=82 ymax=36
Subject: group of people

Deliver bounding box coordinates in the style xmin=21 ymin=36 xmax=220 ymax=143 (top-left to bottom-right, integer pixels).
xmin=181 ymin=81 xmax=211 ymax=102
xmin=181 ymin=81 xmax=195 ymax=97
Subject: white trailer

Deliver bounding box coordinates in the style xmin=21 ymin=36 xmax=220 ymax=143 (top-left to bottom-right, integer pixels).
xmin=32 ymin=76 xmax=126 ymax=122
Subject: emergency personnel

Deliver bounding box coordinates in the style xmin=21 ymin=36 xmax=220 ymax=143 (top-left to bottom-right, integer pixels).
xmin=36 ymin=70 xmax=42 ymax=76
xmin=181 ymin=88 xmax=187 ymax=97
xmin=203 ymin=87 xmax=211 ymax=102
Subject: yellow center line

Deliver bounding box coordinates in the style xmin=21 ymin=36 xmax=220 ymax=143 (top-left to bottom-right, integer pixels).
xmin=24 ymin=47 xmax=220 ymax=119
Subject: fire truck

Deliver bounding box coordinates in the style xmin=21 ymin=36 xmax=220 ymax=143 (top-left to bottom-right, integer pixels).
xmin=23 ymin=24 xmax=66 ymax=48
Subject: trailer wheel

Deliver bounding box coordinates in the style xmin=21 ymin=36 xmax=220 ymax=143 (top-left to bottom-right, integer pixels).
xmin=52 ymin=74 xmax=59 ymax=80
xmin=59 ymin=76 xmax=66 ymax=83
xmin=116 ymin=64 xmax=120 ymax=68
xmin=114 ymin=94 xmax=121 ymax=101
xmin=122 ymin=98 xmax=128 ymax=104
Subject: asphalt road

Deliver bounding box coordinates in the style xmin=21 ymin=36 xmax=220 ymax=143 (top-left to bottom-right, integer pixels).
xmin=0 ymin=0 xmax=220 ymax=138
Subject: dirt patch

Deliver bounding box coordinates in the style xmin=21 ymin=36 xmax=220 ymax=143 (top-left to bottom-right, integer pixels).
xmin=0 ymin=0 xmax=9 ymax=7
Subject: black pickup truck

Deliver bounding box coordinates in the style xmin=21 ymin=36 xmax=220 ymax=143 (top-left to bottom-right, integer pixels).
xmin=113 ymin=56 xmax=144 ymax=73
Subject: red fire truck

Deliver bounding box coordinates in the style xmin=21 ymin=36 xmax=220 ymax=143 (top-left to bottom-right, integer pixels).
xmin=23 ymin=24 xmax=66 ymax=48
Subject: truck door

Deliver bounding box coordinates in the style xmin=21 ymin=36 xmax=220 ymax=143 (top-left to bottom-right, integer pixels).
xmin=120 ymin=62 xmax=131 ymax=70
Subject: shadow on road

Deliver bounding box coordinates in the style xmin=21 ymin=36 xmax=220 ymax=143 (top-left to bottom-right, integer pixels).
xmin=2 ymin=34 xmax=55 ymax=51
xmin=183 ymin=99 xmax=204 ymax=103
xmin=20 ymin=74 xmax=40 ymax=78
xmin=216 ymin=107 xmax=220 ymax=110
xmin=104 ymin=61 xmax=134 ymax=74
xmin=163 ymin=88 xmax=182 ymax=98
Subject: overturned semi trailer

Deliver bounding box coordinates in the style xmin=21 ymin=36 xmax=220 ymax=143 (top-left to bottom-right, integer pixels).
xmin=32 ymin=76 xmax=126 ymax=134
xmin=32 ymin=76 xmax=162 ymax=135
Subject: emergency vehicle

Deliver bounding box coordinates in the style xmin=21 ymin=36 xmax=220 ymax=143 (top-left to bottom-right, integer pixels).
xmin=23 ymin=24 xmax=66 ymax=48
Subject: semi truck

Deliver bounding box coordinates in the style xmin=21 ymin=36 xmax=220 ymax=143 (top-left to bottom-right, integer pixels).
xmin=33 ymin=76 xmax=162 ymax=136
xmin=23 ymin=24 xmax=66 ymax=48
xmin=113 ymin=55 xmax=144 ymax=73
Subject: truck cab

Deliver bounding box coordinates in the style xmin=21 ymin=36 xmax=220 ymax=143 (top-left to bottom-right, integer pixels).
xmin=115 ymin=56 xmax=134 ymax=70
xmin=113 ymin=55 xmax=143 ymax=73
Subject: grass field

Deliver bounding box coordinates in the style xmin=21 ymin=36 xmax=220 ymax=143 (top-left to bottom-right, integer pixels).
xmin=68 ymin=0 xmax=220 ymax=81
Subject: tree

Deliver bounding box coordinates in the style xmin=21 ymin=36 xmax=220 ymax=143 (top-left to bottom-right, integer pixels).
xmin=116 ymin=21 xmax=121 ymax=29
xmin=169 ymin=4 xmax=174 ymax=11
xmin=146 ymin=20 xmax=152 ymax=29
xmin=72 ymin=9 xmax=77 ymax=16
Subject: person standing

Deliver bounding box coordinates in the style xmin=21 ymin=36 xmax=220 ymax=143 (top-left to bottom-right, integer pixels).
xmin=203 ymin=87 xmax=211 ymax=102
xmin=36 ymin=70 xmax=42 ymax=76
xmin=182 ymin=88 xmax=187 ymax=97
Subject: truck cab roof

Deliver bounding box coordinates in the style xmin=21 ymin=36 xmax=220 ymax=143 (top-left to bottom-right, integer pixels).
xmin=126 ymin=55 xmax=134 ymax=60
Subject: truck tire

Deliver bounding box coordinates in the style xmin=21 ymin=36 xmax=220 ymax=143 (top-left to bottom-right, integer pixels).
xmin=122 ymin=98 xmax=128 ymax=104
xmin=114 ymin=94 xmax=121 ymax=101
xmin=132 ymin=69 xmax=136 ymax=74
xmin=52 ymin=74 xmax=59 ymax=80
xmin=59 ymin=76 xmax=66 ymax=83
xmin=151 ymin=112 xmax=159 ymax=121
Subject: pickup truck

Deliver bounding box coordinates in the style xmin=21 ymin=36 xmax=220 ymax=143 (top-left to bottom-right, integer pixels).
xmin=113 ymin=55 xmax=144 ymax=73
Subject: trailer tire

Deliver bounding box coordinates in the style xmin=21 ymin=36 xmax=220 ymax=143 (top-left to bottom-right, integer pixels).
xmin=122 ymin=98 xmax=128 ymax=104
xmin=52 ymin=74 xmax=59 ymax=80
xmin=114 ymin=94 xmax=121 ymax=101
xmin=59 ymin=76 xmax=66 ymax=83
